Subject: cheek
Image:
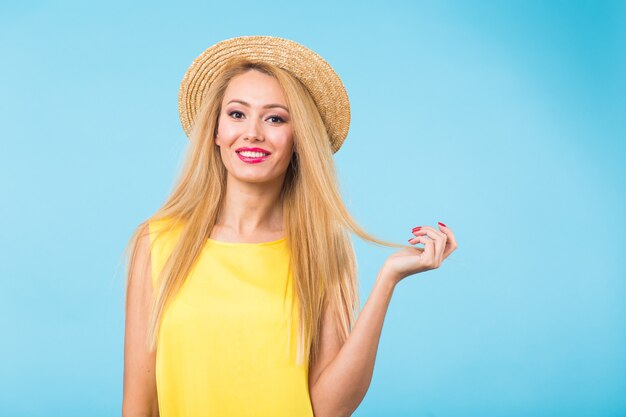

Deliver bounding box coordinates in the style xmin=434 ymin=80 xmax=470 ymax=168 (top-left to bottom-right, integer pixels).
xmin=216 ymin=120 xmax=236 ymax=144
xmin=273 ymin=128 xmax=293 ymax=149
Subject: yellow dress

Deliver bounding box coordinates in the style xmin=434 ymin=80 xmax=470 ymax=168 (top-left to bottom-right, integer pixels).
xmin=148 ymin=218 xmax=314 ymax=417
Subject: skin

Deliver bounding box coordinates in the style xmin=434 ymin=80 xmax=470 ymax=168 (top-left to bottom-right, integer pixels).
xmin=122 ymin=224 xmax=159 ymax=417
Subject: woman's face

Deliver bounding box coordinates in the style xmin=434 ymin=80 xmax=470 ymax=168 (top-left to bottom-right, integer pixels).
xmin=215 ymin=70 xmax=294 ymax=186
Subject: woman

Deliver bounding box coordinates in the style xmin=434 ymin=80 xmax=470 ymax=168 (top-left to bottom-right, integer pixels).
xmin=122 ymin=36 xmax=457 ymax=417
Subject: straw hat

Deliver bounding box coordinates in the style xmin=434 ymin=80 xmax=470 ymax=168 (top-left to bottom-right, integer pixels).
xmin=178 ymin=35 xmax=351 ymax=154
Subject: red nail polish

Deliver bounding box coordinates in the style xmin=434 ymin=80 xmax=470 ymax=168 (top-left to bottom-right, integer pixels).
xmin=407 ymin=238 xmax=413 ymax=242
xmin=438 ymin=222 xmax=447 ymax=228
xmin=412 ymin=226 xmax=421 ymax=231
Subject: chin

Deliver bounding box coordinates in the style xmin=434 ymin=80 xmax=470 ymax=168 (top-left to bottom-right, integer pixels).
xmin=232 ymin=170 xmax=287 ymax=184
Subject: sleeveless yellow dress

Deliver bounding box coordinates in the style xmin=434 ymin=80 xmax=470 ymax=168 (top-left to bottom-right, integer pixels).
xmin=147 ymin=218 xmax=314 ymax=417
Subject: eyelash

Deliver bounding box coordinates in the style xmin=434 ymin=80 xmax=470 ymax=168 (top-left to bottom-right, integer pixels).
xmin=228 ymin=111 xmax=285 ymax=124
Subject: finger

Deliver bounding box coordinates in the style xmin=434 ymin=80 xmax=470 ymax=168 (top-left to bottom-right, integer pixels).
xmin=437 ymin=222 xmax=458 ymax=258
xmin=415 ymin=226 xmax=447 ymax=260
xmin=405 ymin=236 xmax=425 ymax=252
xmin=413 ymin=225 xmax=446 ymax=240
xmin=412 ymin=228 xmax=445 ymax=265
xmin=408 ymin=235 xmax=435 ymax=264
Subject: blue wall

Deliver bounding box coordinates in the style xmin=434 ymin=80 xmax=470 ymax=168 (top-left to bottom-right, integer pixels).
xmin=1 ymin=1 xmax=624 ymax=415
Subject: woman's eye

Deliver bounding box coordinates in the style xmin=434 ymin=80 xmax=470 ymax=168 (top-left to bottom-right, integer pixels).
xmin=228 ymin=111 xmax=283 ymax=124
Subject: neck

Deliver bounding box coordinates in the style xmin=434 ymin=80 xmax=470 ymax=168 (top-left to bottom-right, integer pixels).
xmin=216 ymin=173 xmax=285 ymax=236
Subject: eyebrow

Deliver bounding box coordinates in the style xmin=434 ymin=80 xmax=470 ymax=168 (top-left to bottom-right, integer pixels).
xmin=226 ymin=99 xmax=289 ymax=113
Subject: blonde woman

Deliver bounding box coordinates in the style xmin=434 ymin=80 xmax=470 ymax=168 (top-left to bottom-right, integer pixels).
xmin=122 ymin=36 xmax=457 ymax=417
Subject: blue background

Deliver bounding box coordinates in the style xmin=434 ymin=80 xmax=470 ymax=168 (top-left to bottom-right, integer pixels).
xmin=1 ymin=1 xmax=624 ymax=416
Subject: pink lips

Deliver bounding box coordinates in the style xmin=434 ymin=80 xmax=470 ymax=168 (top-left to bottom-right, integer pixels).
xmin=237 ymin=152 xmax=270 ymax=164
xmin=236 ymin=147 xmax=271 ymax=154
xmin=235 ymin=147 xmax=271 ymax=164
xmin=236 ymin=147 xmax=271 ymax=164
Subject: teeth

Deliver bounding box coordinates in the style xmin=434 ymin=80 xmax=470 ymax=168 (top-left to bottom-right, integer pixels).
xmin=239 ymin=151 xmax=268 ymax=158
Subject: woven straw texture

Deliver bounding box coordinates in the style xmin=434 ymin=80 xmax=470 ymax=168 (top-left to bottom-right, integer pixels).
xmin=178 ymin=35 xmax=350 ymax=154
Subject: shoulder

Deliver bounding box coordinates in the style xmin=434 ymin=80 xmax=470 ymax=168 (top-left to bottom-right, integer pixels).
xmin=148 ymin=215 xmax=182 ymax=233
xmin=143 ymin=216 xmax=185 ymax=281
xmin=146 ymin=216 xmax=185 ymax=244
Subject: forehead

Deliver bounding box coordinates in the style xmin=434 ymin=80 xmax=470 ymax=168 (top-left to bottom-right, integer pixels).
xmin=223 ymin=70 xmax=286 ymax=104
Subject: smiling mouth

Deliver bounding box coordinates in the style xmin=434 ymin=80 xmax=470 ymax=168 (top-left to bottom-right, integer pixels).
xmin=236 ymin=151 xmax=271 ymax=164
xmin=236 ymin=150 xmax=271 ymax=158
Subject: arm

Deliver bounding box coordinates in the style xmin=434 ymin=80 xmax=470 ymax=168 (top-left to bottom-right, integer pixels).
xmin=309 ymin=223 xmax=458 ymax=416
xmin=122 ymin=224 xmax=160 ymax=417
xmin=309 ymin=268 xmax=397 ymax=417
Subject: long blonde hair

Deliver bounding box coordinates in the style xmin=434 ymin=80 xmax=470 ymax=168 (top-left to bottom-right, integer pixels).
xmin=123 ymin=56 xmax=406 ymax=367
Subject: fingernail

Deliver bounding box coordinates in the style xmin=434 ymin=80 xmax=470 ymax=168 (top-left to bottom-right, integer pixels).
xmin=412 ymin=226 xmax=422 ymax=231
xmin=438 ymin=222 xmax=447 ymax=228
xmin=407 ymin=238 xmax=413 ymax=242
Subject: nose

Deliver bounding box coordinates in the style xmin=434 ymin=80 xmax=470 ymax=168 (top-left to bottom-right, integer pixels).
xmin=244 ymin=116 xmax=263 ymax=142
